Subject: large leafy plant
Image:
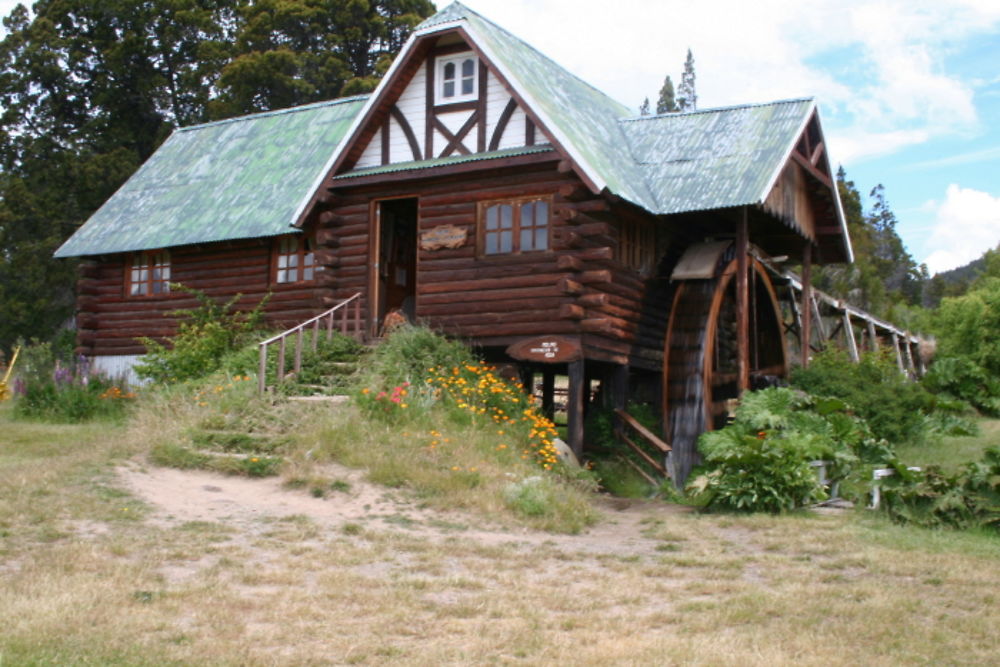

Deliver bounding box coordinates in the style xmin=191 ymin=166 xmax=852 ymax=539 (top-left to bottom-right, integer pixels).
xmin=687 ymin=388 xmax=890 ymax=513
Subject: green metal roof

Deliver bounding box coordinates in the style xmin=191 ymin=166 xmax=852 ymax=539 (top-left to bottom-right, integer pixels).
xmin=55 ymin=96 xmax=368 ymax=257
xmin=619 ymin=98 xmax=815 ymax=215
xmin=333 ymin=145 xmax=554 ymax=180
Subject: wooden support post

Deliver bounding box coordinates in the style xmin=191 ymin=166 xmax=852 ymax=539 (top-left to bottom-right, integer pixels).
xmin=277 ymin=337 xmax=286 ymax=383
xmin=258 ymin=346 xmax=267 ymax=394
xmin=608 ymin=364 xmax=629 ymax=435
xmin=892 ymin=334 xmax=905 ymax=373
xmin=519 ymin=368 xmax=535 ymax=397
xmin=354 ymin=297 xmax=361 ymax=339
xmin=801 ymin=242 xmax=812 ymax=368
xmin=312 ymin=319 xmax=320 ymax=353
xmin=736 ymin=207 xmax=750 ymax=393
xmin=294 ymin=328 xmax=304 ymax=375
xmin=843 ymin=311 xmax=860 ymax=362
xmin=904 ymin=336 xmax=916 ymax=375
xmin=811 ymin=295 xmax=827 ymax=341
xmin=567 ymin=359 xmax=585 ymax=458
xmin=867 ymin=320 xmax=878 ymax=352
xmin=541 ymin=370 xmax=555 ymax=419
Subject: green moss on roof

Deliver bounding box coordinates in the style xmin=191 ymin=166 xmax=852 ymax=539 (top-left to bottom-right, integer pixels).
xmin=55 ymin=96 xmax=368 ymax=258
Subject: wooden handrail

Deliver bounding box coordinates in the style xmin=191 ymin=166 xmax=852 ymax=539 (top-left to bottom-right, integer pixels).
xmin=613 ymin=408 xmax=672 ymax=481
xmin=614 ymin=409 xmax=670 ymax=453
xmin=258 ymin=293 xmax=362 ymax=394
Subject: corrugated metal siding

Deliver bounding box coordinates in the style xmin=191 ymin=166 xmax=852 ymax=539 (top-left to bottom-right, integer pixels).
xmin=55 ymin=97 xmax=368 ymax=258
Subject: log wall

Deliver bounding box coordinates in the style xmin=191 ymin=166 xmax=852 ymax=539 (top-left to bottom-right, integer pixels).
xmin=75 ymin=237 xmax=330 ymax=357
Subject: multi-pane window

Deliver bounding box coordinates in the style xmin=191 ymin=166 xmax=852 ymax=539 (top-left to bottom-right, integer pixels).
xmin=275 ymin=235 xmax=316 ymax=284
xmin=480 ymin=198 xmax=550 ymax=255
xmin=129 ymin=250 xmax=170 ymax=296
xmin=438 ymin=55 xmax=477 ymax=102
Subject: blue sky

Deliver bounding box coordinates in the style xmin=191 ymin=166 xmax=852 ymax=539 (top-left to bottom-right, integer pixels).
xmin=2 ymin=0 xmax=997 ymax=274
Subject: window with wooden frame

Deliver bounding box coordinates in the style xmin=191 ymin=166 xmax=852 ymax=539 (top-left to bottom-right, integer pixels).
xmin=274 ymin=235 xmax=316 ymax=284
xmin=437 ymin=53 xmax=477 ymax=104
xmin=479 ymin=197 xmax=551 ymax=256
xmin=128 ymin=250 xmax=171 ymax=296
xmin=616 ymin=218 xmax=657 ymax=276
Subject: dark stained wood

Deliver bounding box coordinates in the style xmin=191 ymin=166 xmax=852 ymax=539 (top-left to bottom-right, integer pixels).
xmin=380 ymin=118 xmax=390 ymax=165
xmin=567 ymin=359 xmax=585 ymax=457
xmin=477 ymin=60 xmax=488 ymax=152
xmin=801 ymin=242 xmax=812 ymax=368
xmin=506 ymin=335 xmax=582 ymax=363
xmin=736 ymin=206 xmax=750 ymax=393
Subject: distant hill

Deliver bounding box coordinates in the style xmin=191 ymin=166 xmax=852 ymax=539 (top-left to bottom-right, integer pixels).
xmin=936 ymin=256 xmax=986 ymax=285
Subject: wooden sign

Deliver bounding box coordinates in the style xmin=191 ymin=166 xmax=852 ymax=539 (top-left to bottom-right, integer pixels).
xmin=420 ymin=224 xmax=467 ymax=251
xmin=506 ymin=336 xmax=582 ymax=363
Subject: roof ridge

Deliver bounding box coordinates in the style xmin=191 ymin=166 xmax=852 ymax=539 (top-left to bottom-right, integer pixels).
xmin=619 ymin=97 xmax=815 ymax=123
xmin=176 ymin=95 xmax=371 ymax=133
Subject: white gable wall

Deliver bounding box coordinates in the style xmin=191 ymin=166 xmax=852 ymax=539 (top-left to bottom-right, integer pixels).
xmin=352 ymin=47 xmax=546 ymax=170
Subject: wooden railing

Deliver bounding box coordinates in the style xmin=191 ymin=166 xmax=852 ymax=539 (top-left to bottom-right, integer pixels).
xmin=257 ymin=293 xmax=362 ymax=394
xmin=613 ymin=408 xmax=672 ymax=484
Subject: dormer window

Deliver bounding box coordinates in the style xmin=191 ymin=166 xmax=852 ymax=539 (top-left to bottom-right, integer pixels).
xmin=437 ymin=54 xmax=477 ymax=103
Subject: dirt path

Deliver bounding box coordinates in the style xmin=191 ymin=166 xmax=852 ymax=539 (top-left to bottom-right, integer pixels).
xmin=118 ymin=461 xmax=693 ymax=558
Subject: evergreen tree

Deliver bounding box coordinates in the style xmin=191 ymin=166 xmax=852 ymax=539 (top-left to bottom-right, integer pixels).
xmin=677 ymin=48 xmax=697 ymax=111
xmin=0 ymin=0 xmax=434 ymax=353
xmin=656 ymin=76 xmax=678 ymax=114
xmin=639 ymin=97 xmax=650 ymax=116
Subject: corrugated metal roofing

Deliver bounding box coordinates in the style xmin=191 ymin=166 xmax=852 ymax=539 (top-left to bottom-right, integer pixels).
xmin=55 ymin=96 xmax=368 ymax=258
xmin=333 ymin=145 xmax=554 ymax=179
xmin=619 ymin=98 xmax=816 ymax=215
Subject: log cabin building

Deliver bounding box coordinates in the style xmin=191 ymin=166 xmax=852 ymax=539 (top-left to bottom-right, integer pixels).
xmin=55 ymin=2 xmax=853 ymax=483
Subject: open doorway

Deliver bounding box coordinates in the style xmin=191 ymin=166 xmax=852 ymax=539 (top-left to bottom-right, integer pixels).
xmin=372 ymin=197 xmax=418 ymax=335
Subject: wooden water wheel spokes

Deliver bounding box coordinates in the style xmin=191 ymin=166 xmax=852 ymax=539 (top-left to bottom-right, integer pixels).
xmin=662 ymin=256 xmax=788 ymax=484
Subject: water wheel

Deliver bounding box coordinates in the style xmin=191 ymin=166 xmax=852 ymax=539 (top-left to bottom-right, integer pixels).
xmin=662 ymin=245 xmax=788 ymax=485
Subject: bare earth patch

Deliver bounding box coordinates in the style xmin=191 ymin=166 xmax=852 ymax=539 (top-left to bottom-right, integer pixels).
xmin=117 ymin=461 xmax=692 ymax=559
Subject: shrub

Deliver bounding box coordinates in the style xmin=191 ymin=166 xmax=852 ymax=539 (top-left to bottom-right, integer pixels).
xmin=12 ymin=341 xmax=134 ymax=423
xmin=135 ymin=285 xmax=268 ymax=384
xmin=879 ymin=448 xmax=1000 ymax=531
xmin=362 ymin=323 xmax=472 ymax=388
xmin=686 ymin=387 xmax=887 ymax=513
xmin=922 ymin=356 xmax=1000 ymax=417
xmin=791 ymin=349 xmax=935 ymax=445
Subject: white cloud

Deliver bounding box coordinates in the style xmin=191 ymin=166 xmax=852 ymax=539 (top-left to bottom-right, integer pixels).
xmin=924 ymin=185 xmax=1000 ymax=274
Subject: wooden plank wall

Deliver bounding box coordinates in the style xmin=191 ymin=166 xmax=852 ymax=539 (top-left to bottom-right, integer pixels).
xmin=75 ymin=238 xmax=327 ymax=357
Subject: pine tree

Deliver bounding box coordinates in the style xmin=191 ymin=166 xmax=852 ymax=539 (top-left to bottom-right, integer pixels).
xmin=656 ymin=76 xmax=678 ymax=114
xmin=677 ymin=49 xmax=697 ymax=111
xmin=639 ymin=97 xmax=651 ymax=116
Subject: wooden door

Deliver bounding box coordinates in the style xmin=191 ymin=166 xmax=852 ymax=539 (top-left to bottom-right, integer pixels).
xmin=374 ymin=198 xmax=418 ymax=332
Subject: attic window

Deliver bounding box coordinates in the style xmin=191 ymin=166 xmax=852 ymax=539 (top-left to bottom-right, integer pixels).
xmin=274 ymin=235 xmax=316 ymax=284
xmin=128 ymin=250 xmax=170 ymax=296
xmin=437 ymin=54 xmax=477 ymax=103
xmin=479 ymin=197 xmax=550 ymax=255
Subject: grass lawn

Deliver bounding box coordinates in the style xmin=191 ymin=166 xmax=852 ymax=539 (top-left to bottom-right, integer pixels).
xmin=2 ymin=402 xmax=999 ymax=665
xmin=897 ymin=417 xmax=1000 ymax=472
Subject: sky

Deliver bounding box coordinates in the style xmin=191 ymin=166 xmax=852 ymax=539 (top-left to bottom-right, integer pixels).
xmin=2 ymin=0 xmax=998 ymax=274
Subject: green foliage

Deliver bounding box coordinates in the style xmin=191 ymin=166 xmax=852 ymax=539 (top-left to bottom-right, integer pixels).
xmin=656 ymin=75 xmax=678 ymax=114
xmin=687 ymin=387 xmax=894 ymax=513
xmin=929 ymin=276 xmax=1000 ymax=377
xmin=0 ymin=0 xmax=433 ymax=352
xmin=922 ymin=357 xmax=1000 ymax=417
xmin=362 ymin=323 xmax=474 ymax=389
xmin=585 ymin=402 xmax=660 ymax=496
xmin=791 ymin=348 xmax=934 ymax=445
xmin=135 ymin=285 xmax=268 ymax=384
xmin=11 ymin=341 xmax=133 ymax=423
xmin=879 ymin=448 xmax=1000 ymax=532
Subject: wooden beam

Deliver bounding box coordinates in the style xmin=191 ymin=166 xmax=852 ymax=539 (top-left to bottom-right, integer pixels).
xmin=801 ymin=242 xmax=812 ymax=368
xmin=567 ymin=359 xmax=585 ymax=458
xmin=843 ymin=311 xmax=859 ymax=362
xmin=791 ymin=151 xmax=834 ymax=190
xmin=736 ymin=207 xmax=750 ymax=393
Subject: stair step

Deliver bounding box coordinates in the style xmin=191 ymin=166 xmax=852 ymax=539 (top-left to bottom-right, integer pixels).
xmin=287 ymin=395 xmax=350 ymax=405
